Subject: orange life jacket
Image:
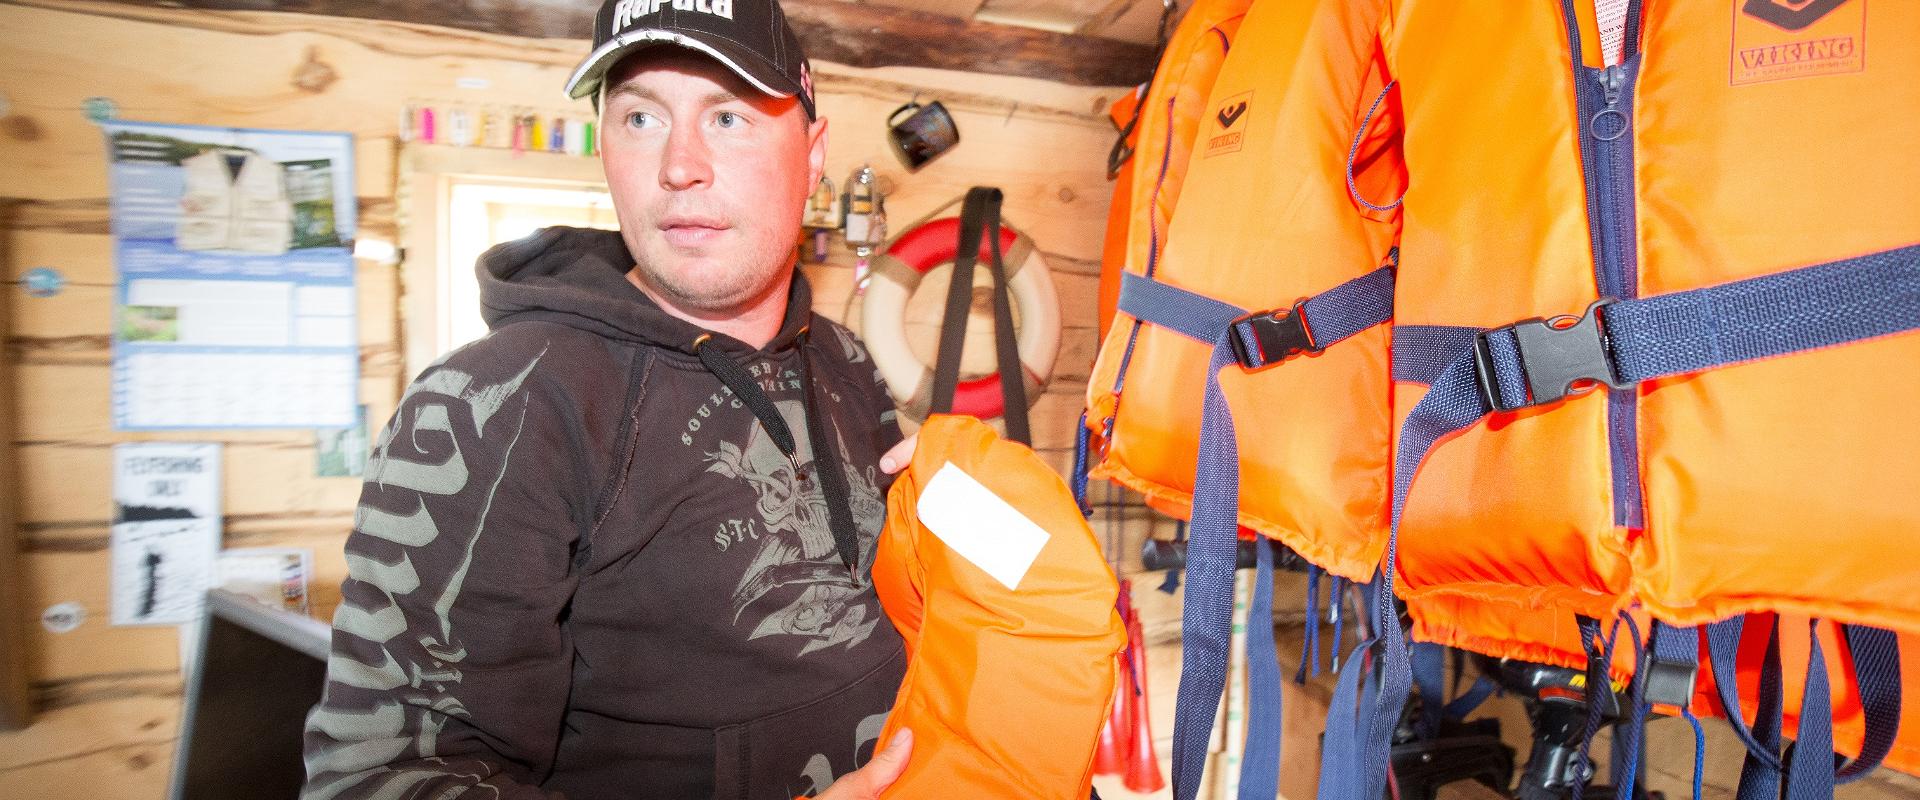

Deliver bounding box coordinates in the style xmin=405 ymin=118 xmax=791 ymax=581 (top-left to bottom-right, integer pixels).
xmin=1369 ymin=2 xmax=1917 ymax=796
xmin=1095 ymin=0 xmax=1258 ymax=342
xmin=1087 ymin=0 xmax=1920 ymax=795
xmin=871 ymin=415 xmax=1126 ymax=798
xmin=1086 ymin=0 xmax=1403 ymax=583
xmin=1088 ymin=0 xmax=1606 ymax=698
xmin=1378 ymin=0 xmax=1920 ymax=652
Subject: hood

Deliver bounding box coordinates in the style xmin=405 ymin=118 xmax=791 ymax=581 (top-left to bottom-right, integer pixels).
xmin=477 ymin=226 xmax=815 ymax=358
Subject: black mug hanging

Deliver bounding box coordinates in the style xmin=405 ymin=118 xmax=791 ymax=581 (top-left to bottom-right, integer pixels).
xmin=887 ymin=100 xmax=959 ymax=170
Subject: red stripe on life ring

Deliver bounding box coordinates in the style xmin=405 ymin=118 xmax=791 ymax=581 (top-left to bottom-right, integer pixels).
xmin=885 ymin=217 xmax=1024 ymax=275
xmin=950 ymin=368 xmax=1040 ymax=420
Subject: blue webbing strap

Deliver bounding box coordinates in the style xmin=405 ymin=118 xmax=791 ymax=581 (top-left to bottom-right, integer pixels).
xmin=1240 ymin=538 xmax=1282 ymax=798
xmin=1443 ymin=676 xmax=1497 ymax=720
xmin=1707 ymin=616 xmax=1786 ymax=779
xmin=1403 ymin=639 xmax=1495 ymax=737
xmin=1838 ymin=625 xmax=1901 ymax=782
xmin=1372 ymin=243 xmax=1920 ymax=800
xmin=1297 ymin=566 xmax=1322 ymax=684
xmin=1072 ymin=411 xmax=1094 ymax=517
xmin=1116 ymin=267 xmax=1395 ymax=800
xmin=1319 ymin=618 xmax=1389 ymax=800
xmin=1786 ymin=620 xmax=1835 ymax=800
xmin=1615 ymin=617 xmax=1692 ymax=800
xmin=1571 ymin=616 xmax=1626 ymax=800
xmin=1733 ymin=620 xmax=1897 ymax=800
xmin=1738 ymin=619 xmax=1788 ymax=800
xmin=1712 ymin=616 xmax=1903 ymax=796
xmin=1172 ymin=337 xmax=1241 ymax=800
xmin=1709 ymin=616 xmax=1799 ymax=800
xmin=1603 ymin=245 xmax=1920 ymax=380
xmin=1411 ymin=642 xmax=1447 ymax=739
xmin=1116 ymin=272 xmax=1241 ymax=800
xmin=1330 ymin=576 xmax=1348 ymax=672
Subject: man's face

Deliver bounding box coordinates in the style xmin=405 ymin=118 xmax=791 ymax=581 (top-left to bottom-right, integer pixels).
xmin=598 ymin=49 xmax=827 ymax=316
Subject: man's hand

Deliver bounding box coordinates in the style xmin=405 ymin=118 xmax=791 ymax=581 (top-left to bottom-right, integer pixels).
xmin=878 ymin=434 xmax=918 ymax=475
xmin=817 ymin=729 xmax=913 ymax=799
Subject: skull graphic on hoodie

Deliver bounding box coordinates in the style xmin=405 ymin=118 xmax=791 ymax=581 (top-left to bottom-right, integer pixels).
xmin=705 ymin=399 xmax=886 ymax=656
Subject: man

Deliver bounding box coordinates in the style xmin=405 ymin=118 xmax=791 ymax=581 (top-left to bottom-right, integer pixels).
xmin=301 ymin=0 xmax=918 ymax=796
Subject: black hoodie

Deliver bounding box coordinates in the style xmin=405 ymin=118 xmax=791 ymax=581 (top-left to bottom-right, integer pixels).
xmin=303 ymin=227 xmax=907 ymax=799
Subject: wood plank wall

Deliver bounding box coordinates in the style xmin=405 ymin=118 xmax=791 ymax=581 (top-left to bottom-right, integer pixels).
xmin=0 ymin=2 xmax=1132 ymax=796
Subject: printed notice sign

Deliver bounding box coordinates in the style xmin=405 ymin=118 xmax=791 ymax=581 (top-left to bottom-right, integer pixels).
xmin=112 ymin=443 xmax=222 ymax=625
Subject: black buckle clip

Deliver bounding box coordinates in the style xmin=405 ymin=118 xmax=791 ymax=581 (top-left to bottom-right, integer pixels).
xmin=1228 ymin=300 xmax=1318 ymax=370
xmin=1473 ymin=299 xmax=1627 ymax=412
xmin=1639 ymin=651 xmax=1698 ymax=709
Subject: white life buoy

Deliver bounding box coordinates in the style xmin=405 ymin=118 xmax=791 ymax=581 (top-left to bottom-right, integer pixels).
xmin=863 ymin=217 xmax=1061 ymax=421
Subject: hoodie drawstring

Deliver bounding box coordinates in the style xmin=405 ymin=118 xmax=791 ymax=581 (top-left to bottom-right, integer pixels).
xmin=694 ymin=329 xmax=866 ymax=576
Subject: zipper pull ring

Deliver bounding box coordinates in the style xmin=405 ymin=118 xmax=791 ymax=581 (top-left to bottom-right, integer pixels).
xmin=1589 ymin=66 xmax=1631 ymax=142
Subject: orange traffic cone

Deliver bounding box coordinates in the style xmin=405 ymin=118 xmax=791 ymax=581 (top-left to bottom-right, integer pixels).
xmin=1123 ymin=604 xmax=1165 ymax=793
xmin=1093 ymin=652 xmax=1131 ymax=775
xmin=1096 ymin=582 xmax=1136 ymax=775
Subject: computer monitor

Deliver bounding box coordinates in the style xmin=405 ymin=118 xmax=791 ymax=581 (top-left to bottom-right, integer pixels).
xmin=168 ymin=588 xmax=331 ymax=800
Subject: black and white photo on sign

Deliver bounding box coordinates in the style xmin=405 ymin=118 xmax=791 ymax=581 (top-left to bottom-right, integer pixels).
xmin=111 ymin=442 xmax=222 ymax=626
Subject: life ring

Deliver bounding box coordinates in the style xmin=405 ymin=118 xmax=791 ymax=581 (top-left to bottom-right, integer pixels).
xmin=863 ymin=217 xmax=1061 ymax=422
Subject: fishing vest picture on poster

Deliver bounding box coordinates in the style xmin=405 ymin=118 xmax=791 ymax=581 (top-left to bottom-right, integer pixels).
xmin=100 ymin=120 xmax=359 ymax=430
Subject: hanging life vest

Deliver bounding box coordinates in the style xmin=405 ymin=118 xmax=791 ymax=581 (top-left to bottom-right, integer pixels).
xmin=1321 ymin=3 xmax=1920 ymax=798
xmin=1373 ymin=0 xmax=1920 ymax=669
xmin=1084 ymin=0 xmax=1403 ymax=584
xmin=1095 ymin=0 xmax=1259 ymax=342
xmin=1091 ymin=0 xmax=1920 ymax=797
xmin=1080 ymin=2 xmax=1416 ymax=797
xmin=871 ymin=415 xmax=1127 ymax=799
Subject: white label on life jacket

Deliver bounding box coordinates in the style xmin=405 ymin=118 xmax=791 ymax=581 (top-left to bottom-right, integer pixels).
xmin=1595 ymin=0 xmax=1630 ymax=67
xmin=917 ymin=462 xmax=1052 ymax=591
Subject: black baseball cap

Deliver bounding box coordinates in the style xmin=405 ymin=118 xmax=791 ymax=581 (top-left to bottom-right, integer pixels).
xmin=566 ymin=0 xmax=817 ymax=119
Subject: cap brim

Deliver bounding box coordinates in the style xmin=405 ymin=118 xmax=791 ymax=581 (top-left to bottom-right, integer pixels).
xmin=565 ymin=30 xmax=802 ymax=103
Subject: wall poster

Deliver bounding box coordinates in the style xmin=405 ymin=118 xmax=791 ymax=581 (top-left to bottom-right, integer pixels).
xmin=102 ymin=120 xmax=358 ymax=429
xmin=111 ymin=443 xmax=222 ymax=626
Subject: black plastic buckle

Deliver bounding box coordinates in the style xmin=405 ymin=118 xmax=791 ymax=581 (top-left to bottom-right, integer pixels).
xmin=1473 ymin=299 xmax=1627 ymax=412
xmin=1228 ymin=300 xmax=1318 ymax=370
xmin=1639 ymin=651 xmax=1698 ymax=709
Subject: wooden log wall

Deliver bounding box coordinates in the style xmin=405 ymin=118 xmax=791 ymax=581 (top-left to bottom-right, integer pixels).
xmin=0 ymin=1 xmax=1134 ymax=796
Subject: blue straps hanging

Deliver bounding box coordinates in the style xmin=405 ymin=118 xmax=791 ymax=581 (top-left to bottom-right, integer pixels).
xmin=1837 ymin=625 xmax=1902 ymax=782
xmin=1240 ymin=537 xmax=1283 ymax=799
xmin=1114 ymin=264 xmax=1395 ymax=800
xmin=1613 ymin=620 xmax=1700 ymax=800
xmin=1707 ymin=615 xmax=1904 ymax=799
xmin=1072 ymin=410 xmax=1095 ymax=517
xmin=1297 ymin=566 xmax=1324 ymax=684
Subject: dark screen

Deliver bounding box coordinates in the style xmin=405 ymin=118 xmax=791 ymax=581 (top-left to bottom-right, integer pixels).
xmin=173 ymin=613 xmax=328 ymax=799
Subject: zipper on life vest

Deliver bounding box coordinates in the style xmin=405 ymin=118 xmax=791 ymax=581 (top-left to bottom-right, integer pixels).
xmin=1103 ymin=96 xmax=1182 ymax=453
xmin=1561 ymin=0 xmax=1646 ymax=529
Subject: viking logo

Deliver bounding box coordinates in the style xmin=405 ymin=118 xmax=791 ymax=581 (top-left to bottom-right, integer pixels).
xmin=1743 ymin=0 xmax=1849 ymax=31
xmin=1204 ymin=91 xmax=1252 ymax=157
xmin=1216 ymin=101 xmax=1248 ymax=129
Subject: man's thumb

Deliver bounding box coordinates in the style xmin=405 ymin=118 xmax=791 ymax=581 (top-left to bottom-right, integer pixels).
xmin=864 ymin=728 xmax=914 ymax=789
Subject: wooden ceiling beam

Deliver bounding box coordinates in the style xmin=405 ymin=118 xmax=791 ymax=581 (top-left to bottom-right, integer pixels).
xmin=70 ymin=0 xmax=1157 ymax=87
